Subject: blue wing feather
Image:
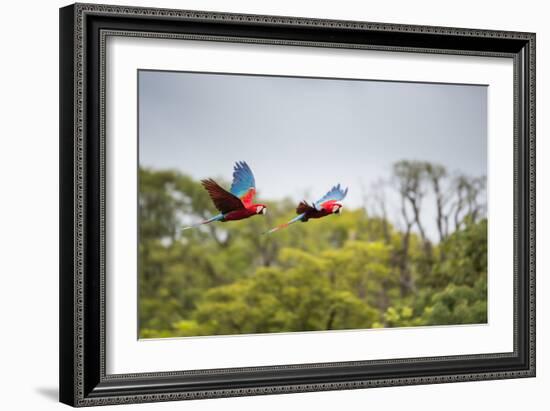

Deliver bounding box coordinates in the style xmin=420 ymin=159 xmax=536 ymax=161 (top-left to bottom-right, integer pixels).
xmin=230 ymin=161 xmax=256 ymax=198
xmin=314 ymin=184 xmax=348 ymax=209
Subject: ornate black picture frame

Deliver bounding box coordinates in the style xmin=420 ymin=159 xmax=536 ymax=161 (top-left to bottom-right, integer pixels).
xmin=59 ymin=3 xmax=535 ymax=407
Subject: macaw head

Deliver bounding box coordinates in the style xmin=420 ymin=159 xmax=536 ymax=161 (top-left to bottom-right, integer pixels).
xmin=320 ymin=200 xmax=343 ymax=214
xmin=331 ymin=201 xmax=343 ymax=214
xmin=255 ymin=204 xmax=268 ymax=215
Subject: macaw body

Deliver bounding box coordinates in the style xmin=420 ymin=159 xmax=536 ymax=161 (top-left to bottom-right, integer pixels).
xmin=297 ymin=199 xmax=343 ymax=221
xmin=220 ymin=207 xmax=262 ymax=222
xmin=267 ymin=185 xmax=348 ymax=234
xmin=183 ymin=162 xmax=267 ymax=230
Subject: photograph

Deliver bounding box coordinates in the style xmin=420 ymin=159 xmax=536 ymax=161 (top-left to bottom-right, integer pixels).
xmin=55 ymin=2 xmax=536 ymax=407
xmin=137 ymin=70 xmax=488 ymax=339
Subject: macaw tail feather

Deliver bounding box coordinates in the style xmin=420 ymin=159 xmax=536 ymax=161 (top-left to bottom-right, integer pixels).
xmin=182 ymin=214 xmax=224 ymax=231
xmin=265 ymin=213 xmax=305 ymax=234
xmin=264 ymin=223 xmax=289 ymax=234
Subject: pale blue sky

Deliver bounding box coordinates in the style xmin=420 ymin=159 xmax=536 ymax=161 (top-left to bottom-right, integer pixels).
xmin=138 ymin=70 xmax=487 ymax=239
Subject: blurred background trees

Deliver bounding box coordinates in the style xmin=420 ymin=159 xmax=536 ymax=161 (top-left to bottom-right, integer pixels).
xmin=138 ymin=160 xmax=487 ymax=338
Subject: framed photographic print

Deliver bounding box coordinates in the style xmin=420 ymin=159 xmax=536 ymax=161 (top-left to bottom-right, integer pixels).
xmin=59 ymin=3 xmax=536 ymax=407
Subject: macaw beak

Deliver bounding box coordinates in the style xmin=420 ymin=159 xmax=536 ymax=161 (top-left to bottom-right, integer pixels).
xmin=262 ymin=208 xmax=267 ymax=215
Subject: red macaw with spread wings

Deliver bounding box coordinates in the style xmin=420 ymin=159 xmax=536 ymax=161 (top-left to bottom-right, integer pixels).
xmin=266 ymin=184 xmax=348 ymax=234
xmin=183 ymin=161 xmax=267 ymax=230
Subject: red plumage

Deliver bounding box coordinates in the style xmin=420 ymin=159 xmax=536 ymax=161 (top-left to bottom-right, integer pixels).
xmin=183 ymin=162 xmax=266 ymax=231
xmin=296 ymin=200 xmax=339 ymax=221
xmin=223 ymin=208 xmax=259 ymax=221
xmin=240 ymin=188 xmax=256 ymax=207
xmin=199 ymin=164 xmax=267 ymax=223
xmin=266 ymin=188 xmax=347 ymax=234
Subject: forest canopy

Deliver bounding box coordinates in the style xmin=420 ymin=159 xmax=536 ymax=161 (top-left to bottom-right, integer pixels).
xmin=138 ymin=160 xmax=487 ymax=338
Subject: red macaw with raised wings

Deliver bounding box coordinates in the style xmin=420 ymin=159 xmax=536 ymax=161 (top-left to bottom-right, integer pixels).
xmin=266 ymin=184 xmax=348 ymax=234
xmin=183 ymin=161 xmax=267 ymax=230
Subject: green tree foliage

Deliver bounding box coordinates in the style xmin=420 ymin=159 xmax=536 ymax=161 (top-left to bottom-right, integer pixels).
xmin=138 ymin=163 xmax=487 ymax=338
